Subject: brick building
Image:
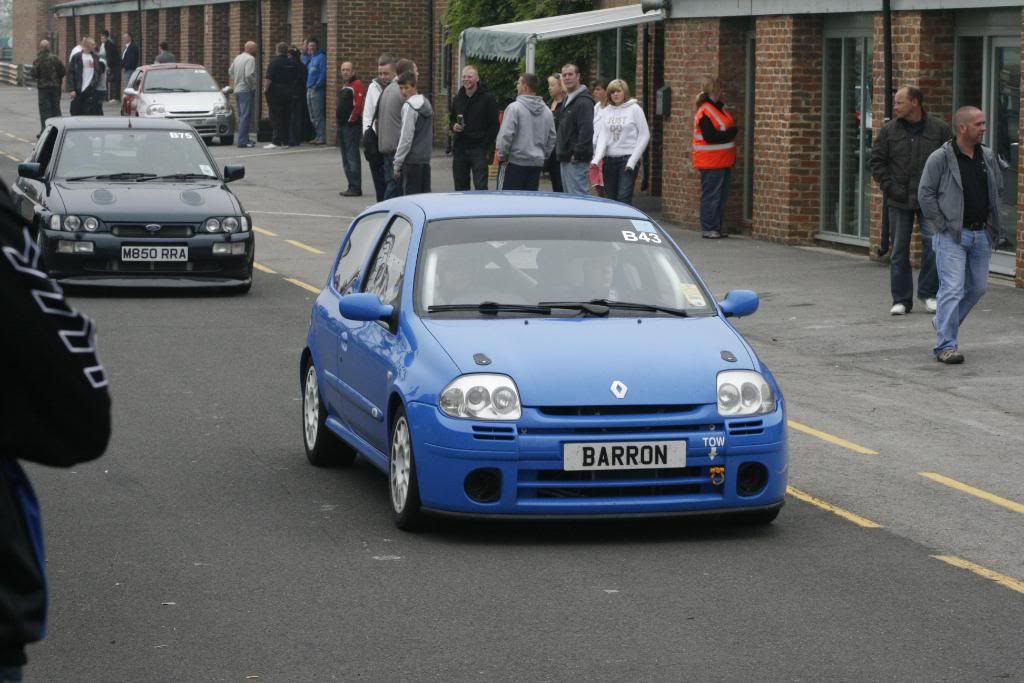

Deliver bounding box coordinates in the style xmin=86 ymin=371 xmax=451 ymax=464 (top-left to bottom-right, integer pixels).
xmin=10 ymin=0 xmax=1024 ymax=286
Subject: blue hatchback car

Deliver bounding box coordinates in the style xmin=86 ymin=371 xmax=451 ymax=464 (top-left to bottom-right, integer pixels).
xmin=300 ymin=193 xmax=787 ymax=530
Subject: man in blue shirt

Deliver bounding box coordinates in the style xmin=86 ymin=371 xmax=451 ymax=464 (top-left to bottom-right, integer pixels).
xmin=305 ymin=38 xmax=327 ymax=144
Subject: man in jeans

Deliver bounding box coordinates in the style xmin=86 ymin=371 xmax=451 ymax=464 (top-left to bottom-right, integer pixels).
xmin=870 ymin=86 xmax=951 ymax=315
xmin=335 ymin=61 xmax=365 ymax=196
xmin=305 ymin=38 xmax=327 ymax=145
xmin=229 ymin=42 xmax=257 ymax=148
xmin=554 ymin=63 xmax=594 ymax=196
xmin=918 ymin=106 xmax=1002 ymax=364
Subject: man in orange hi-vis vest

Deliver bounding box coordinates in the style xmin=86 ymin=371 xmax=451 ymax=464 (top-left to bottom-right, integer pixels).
xmin=692 ymin=77 xmax=738 ymax=239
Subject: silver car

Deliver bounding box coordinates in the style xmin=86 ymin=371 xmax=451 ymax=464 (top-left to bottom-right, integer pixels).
xmin=122 ymin=63 xmax=235 ymax=146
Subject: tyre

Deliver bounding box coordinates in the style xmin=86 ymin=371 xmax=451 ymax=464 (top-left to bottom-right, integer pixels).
xmin=389 ymin=406 xmax=426 ymax=531
xmin=202 ymin=136 xmax=214 ymax=146
xmin=220 ymin=134 xmax=234 ymax=146
xmin=302 ymin=361 xmax=356 ymax=467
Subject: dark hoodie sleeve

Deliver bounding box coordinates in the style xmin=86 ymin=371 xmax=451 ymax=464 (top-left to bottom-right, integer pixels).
xmin=486 ymin=92 xmax=499 ymax=149
xmin=572 ymin=95 xmax=595 ymax=162
xmin=0 ymin=186 xmax=110 ymax=467
xmin=698 ymin=114 xmax=738 ymax=144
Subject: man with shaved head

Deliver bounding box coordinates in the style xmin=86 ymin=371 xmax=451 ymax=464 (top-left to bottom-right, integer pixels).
xmin=32 ymin=40 xmax=65 ymax=134
xmin=449 ymin=65 xmax=498 ymax=190
xmin=918 ymin=106 xmax=1003 ymax=364
xmin=229 ymin=41 xmax=258 ymax=147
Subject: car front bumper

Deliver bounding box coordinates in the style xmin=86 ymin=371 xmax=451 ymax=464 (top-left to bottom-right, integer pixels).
xmin=405 ymin=401 xmax=788 ymax=518
xmin=40 ymin=229 xmax=254 ymax=286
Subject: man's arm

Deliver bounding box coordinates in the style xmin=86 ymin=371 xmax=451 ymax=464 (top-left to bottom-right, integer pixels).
xmin=572 ymin=99 xmax=594 ymax=162
xmin=393 ymin=103 xmax=415 ymax=172
xmin=869 ymin=123 xmax=890 ymax=192
xmin=337 ymin=87 xmax=354 ymax=129
xmin=363 ymin=82 xmax=380 ymax=133
xmin=917 ymin=148 xmax=946 ymax=229
xmin=486 ymin=93 xmax=499 ymax=148
xmin=494 ymin=103 xmax=517 ymax=160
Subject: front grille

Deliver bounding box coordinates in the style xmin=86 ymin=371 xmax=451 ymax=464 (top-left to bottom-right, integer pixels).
xmin=523 ymin=423 xmax=717 ymax=436
xmin=727 ymin=419 xmax=764 ymax=436
xmin=83 ymin=260 xmax=221 ymax=274
xmin=472 ymin=425 xmax=515 ymax=441
xmin=111 ymin=224 xmax=195 ymax=238
xmin=519 ymin=466 xmax=713 ymax=499
xmin=539 ymin=405 xmax=697 ymax=416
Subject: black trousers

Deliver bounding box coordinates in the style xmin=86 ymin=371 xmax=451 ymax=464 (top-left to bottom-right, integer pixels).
xmin=288 ymin=96 xmax=304 ymax=146
xmin=545 ymin=151 xmax=563 ymax=192
xmin=37 ymin=87 xmax=61 ymax=131
xmin=366 ymin=147 xmax=387 ymax=202
xmin=69 ymin=88 xmax=102 ymax=116
xmin=402 ymin=163 xmax=431 ymax=195
xmin=338 ymin=122 xmax=362 ymax=193
xmin=497 ymin=163 xmax=541 ymax=191
xmin=452 ymin=145 xmax=489 ymax=190
xmin=108 ymin=69 xmax=121 ymax=99
xmin=268 ymin=94 xmax=290 ymax=145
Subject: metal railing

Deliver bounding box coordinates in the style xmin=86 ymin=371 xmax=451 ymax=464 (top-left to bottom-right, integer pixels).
xmin=0 ymin=64 xmax=35 ymax=87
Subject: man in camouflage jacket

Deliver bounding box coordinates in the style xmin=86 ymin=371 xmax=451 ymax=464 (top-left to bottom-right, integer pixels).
xmin=32 ymin=40 xmax=65 ymax=135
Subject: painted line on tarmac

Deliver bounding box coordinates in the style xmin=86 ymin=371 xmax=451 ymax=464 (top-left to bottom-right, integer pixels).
xmin=285 ymin=239 xmax=325 ymax=255
xmin=788 ymin=420 xmax=879 ymax=455
xmin=2 ymin=131 xmax=33 ymax=144
xmin=253 ymin=262 xmax=276 ymax=274
xmin=931 ymin=555 xmax=1024 ymax=595
xmin=250 ymin=209 xmax=354 ymax=220
xmin=2 ymin=153 xmax=18 ymax=162
xmin=252 ymin=226 xmax=277 ymax=237
xmin=919 ymin=472 xmax=1024 ymax=515
xmin=786 ymin=486 xmax=882 ymax=528
xmin=285 ymin=277 xmax=320 ymax=294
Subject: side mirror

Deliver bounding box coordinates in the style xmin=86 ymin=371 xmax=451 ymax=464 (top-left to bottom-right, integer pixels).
xmin=223 ymin=164 xmax=245 ymax=182
xmin=17 ymin=162 xmax=41 ymax=180
xmin=221 ymin=85 xmax=233 ymax=95
xmin=339 ymin=292 xmax=394 ymax=322
xmin=123 ymin=87 xmax=138 ymax=97
xmin=719 ymin=289 xmax=759 ymax=318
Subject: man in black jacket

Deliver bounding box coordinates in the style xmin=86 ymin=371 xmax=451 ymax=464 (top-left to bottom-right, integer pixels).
xmin=870 ymin=86 xmax=953 ymax=316
xmin=264 ymin=42 xmax=303 ymax=148
xmin=0 ymin=181 xmax=111 ymax=681
xmin=67 ymin=37 xmax=105 ymax=116
xmin=120 ymin=32 xmax=139 ymax=94
xmin=99 ymin=30 xmax=120 ymax=101
xmin=554 ymin=63 xmax=594 ymax=196
xmin=449 ymin=66 xmax=498 ymax=191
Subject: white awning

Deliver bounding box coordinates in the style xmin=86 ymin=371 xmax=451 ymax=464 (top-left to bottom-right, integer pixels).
xmin=460 ymin=4 xmax=665 ymax=67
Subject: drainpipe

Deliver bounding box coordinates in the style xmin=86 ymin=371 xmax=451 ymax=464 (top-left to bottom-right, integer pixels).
xmin=255 ymin=0 xmax=263 ymax=125
xmin=136 ymin=0 xmax=143 ymax=66
xmin=877 ymin=0 xmax=893 ymax=257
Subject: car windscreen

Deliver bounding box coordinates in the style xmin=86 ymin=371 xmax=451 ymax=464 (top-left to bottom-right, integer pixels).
xmin=143 ymin=68 xmax=218 ymax=92
xmin=56 ymin=130 xmax=218 ymax=181
xmin=416 ymin=216 xmax=715 ymax=317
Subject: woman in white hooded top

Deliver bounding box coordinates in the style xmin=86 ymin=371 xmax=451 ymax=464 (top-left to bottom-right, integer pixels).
xmin=591 ymin=79 xmax=650 ymax=206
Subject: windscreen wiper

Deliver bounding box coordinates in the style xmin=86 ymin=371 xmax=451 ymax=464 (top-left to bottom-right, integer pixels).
xmin=137 ymin=173 xmax=216 ymax=182
xmin=428 ymin=302 xmax=552 ymax=315
xmin=65 ymin=172 xmax=157 ymax=181
xmin=539 ymin=299 xmax=689 ymax=317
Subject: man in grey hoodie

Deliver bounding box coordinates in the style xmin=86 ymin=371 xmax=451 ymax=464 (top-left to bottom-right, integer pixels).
xmin=393 ymin=70 xmax=434 ymax=195
xmin=379 ymin=59 xmax=416 ymax=199
xmin=496 ymin=73 xmax=557 ymax=191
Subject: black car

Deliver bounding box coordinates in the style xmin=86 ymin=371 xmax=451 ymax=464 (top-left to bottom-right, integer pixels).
xmin=9 ymin=116 xmax=253 ymax=291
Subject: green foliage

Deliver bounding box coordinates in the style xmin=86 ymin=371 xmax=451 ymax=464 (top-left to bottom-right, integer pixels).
xmin=444 ymin=0 xmax=596 ymax=107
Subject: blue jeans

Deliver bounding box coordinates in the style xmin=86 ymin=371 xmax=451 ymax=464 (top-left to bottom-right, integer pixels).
xmin=889 ymin=207 xmax=938 ymax=308
xmin=382 ymin=155 xmax=403 ymax=199
xmin=307 ymin=88 xmax=326 ymax=142
xmin=235 ymin=91 xmax=253 ymax=146
xmin=560 ymin=161 xmax=590 ymax=195
xmin=602 ymin=156 xmax=638 ymax=205
xmin=700 ymin=168 xmax=731 ymax=233
xmin=933 ymin=229 xmax=991 ymax=355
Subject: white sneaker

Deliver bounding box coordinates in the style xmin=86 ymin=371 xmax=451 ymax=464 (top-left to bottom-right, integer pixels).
xmin=890 ymin=303 xmax=907 ymax=315
xmin=925 ymin=298 xmax=937 ymax=313
xmin=262 ymin=143 xmax=277 ymax=149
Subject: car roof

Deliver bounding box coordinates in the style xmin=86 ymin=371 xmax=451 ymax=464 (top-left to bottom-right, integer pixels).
xmin=386 ymin=192 xmax=652 ymax=220
xmin=138 ymin=63 xmax=208 ymax=71
xmin=53 ymin=116 xmax=197 ymax=131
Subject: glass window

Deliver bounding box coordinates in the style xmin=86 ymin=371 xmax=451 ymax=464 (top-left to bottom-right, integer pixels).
xmin=143 ymin=68 xmax=218 ymax=92
xmin=333 ymin=212 xmax=388 ymax=293
xmin=32 ymin=127 xmax=58 ymax=173
xmin=55 ymin=129 xmax=217 ymax=180
xmin=416 ymin=216 xmax=714 ymax=317
xmin=364 ymin=216 xmax=413 ymax=309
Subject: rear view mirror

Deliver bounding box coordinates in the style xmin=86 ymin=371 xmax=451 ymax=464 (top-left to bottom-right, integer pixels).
xmin=123 ymin=87 xmax=138 ymax=97
xmin=17 ymin=162 xmax=41 ymax=180
xmin=340 ymin=293 xmax=394 ymax=322
xmin=223 ymin=165 xmax=245 ymax=182
xmin=719 ymin=290 xmax=759 ymax=318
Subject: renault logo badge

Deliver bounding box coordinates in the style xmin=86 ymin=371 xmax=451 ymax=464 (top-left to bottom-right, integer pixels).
xmin=145 ymin=223 xmax=162 ymax=232
xmin=610 ymin=380 xmax=628 ymax=399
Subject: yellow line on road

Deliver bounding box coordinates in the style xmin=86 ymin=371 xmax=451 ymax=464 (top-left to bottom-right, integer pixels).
xmin=253 ymin=262 xmax=276 ymax=274
xmin=932 ymin=555 xmax=1024 ymax=594
xmin=253 ymin=226 xmax=277 ymax=237
xmin=919 ymin=472 xmax=1024 ymax=515
xmin=3 ymin=153 xmax=18 ymax=162
xmin=285 ymin=277 xmax=320 ymax=294
xmin=285 ymin=239 xmax=325 ymax=255
xmin=786 ymin=486 xmax=882 ymax=528
xmin=788 ymin=420 xmax=879 ymax=455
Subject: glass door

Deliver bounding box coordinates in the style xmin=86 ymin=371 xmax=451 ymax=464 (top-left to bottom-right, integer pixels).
xmin=820 ymin=36 xmax=874 ymax=242
xmin=991 ymin=38 xmax=1019 ymax=271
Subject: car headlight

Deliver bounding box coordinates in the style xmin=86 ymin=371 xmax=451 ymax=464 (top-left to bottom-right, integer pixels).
xmin=83 ymin=216 xmax=99 ymax=232
xmin=440 ymin=374 xmax=521 ymax=420
xmin=63 ymin=215 xmax=81 ymax=231
xmin=717 ymin=370 xmax=775 ymax=416
xmin=204 ymin=218 xmax=221 ymax=233
xmin=49 ymin=214 xmax=62 ymax=231
xmin=222 ymin=217 xmax=239 ymax=233
xmin=146 ymin=103 xmax=166 ymax=116
xmin=213 ymin=103 xmax=228 ymax=114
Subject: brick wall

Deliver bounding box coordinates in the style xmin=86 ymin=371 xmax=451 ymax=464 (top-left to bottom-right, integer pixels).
xmin=204 ymin=4 xmax=231 ymax=88
xmin=753 ymin=15 xmax=824 ymax=244
xmin=158 ymin=8 xmax=181 ymax=61
xmin=179 ymin=6 xmax=205 ymax=65
xmin=260 ymin=0 xmax=290 ymax=117
xmin=141 ymin=10 xmax=159 ymax=64
xmin=432 ymin=0 xmax=450 ymax=146
xmin=290 ymin=0 xmax=322 ymax=47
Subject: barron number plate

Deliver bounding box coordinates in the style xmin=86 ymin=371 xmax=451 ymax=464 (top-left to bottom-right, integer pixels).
xmin=121 ymin=246 xmax=188 ymax=262
xmin=563 ymin=440 xmax=686 ymax=471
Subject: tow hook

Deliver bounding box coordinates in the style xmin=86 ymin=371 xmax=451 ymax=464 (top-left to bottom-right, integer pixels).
xmin=709 ymin=466 xmax=726 ymax=486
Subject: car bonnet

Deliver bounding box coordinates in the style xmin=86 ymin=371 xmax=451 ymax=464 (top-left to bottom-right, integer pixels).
xmin=420 ymin=316 xmax=756 ymax=407
xmin=54 ymin=181 xmax=236 ymax=222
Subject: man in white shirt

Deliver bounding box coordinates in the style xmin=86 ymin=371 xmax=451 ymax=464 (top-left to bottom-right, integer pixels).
xmin=361 ymin=53 xmax=396 ymax=201
xmin=229 ymin=42 xmax=258 ymax=148
xmin=67 ymin=38 xmax=104 ymax=116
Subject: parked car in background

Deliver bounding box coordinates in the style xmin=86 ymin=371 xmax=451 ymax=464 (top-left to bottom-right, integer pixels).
xmin=122 ymin=63 xmax=235 ymax=146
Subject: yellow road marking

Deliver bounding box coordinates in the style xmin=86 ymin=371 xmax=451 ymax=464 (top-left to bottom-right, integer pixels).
xmin=786 ymin=486 xmax=882 ymax=528
xmin=253 ymin=226 xmax=277 ymax=237
xmin=253 ymin=262 xmax=276 ymax=274
xmin=931 ymin=555 xmax=1024 ymax=594
xmin=3 ymin=153 xmax=18 ymax=162
xmin=919 ymin=472 xmax=1024 ymax=515
xmin=285 ymin=239 xmax=325 ymax=255
xmin=788 ymin=420 xmax=879 ymax=455
xmin=285 ymin=277 xmax=320 ymax=294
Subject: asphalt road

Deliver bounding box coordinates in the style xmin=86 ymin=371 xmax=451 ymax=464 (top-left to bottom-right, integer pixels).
xmin=2 ymin=86 xmax=1023 ymax=682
